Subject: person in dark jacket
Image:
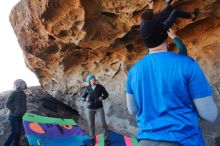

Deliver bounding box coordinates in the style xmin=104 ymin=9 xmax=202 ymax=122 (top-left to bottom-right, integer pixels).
xmin=4 ymin=79 xmax=28 ymax=146
xmin=81 ymin=74 xmax=109 ymax=146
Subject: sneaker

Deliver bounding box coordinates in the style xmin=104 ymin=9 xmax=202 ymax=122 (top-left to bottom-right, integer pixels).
xmin=192 ymin=8 xmax=200 ymax=21
xmin=91 ymin=138 xmax=95 ymax=146
xmin=104 ymin=139 xmax=110 ymax=146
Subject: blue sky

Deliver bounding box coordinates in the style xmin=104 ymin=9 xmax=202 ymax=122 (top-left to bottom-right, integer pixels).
xmin=0 ymin=0 xmax=39 ymax=92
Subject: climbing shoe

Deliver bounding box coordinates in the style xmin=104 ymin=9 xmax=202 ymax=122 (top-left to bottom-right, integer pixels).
xmin=192 ymin=8 xmax=200 ymax=21
xmin=165 ymin=0 xmax=174 ymax=5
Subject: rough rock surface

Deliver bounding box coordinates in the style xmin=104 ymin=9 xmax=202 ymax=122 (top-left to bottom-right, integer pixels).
xmin=8 ymin=0 xmax=220 ymax=145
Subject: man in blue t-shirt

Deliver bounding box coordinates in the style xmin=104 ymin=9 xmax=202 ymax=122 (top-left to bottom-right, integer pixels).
xmin=126 ymin=21 xmax=218 ymax=146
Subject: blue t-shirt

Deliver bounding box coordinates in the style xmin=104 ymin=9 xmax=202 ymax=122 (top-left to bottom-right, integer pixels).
xmin=126 ymin=52 xmax=212 ymax=146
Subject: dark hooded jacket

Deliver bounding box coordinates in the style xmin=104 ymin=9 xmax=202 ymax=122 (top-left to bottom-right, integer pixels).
xmin=81 ymin=84 xmax=108 ymax=109
xmin=6 ymin=90 xmax=26 ymax=117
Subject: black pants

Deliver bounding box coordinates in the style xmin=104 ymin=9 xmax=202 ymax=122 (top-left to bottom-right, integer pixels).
xmin=87 ymin=108 xmax=108 ymax=140
xmin=154 ymin=5 xmax=192 ymax=29
xmin=4 ymin=116 xmax=22 ymax=146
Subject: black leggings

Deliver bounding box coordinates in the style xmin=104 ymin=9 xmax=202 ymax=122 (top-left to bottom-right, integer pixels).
xmin=164 ymin=9 xmax=191 ymax=29
xmin=154 ymin=5 xmax=192 ymax=30
xmin=4 ymin=116 xmax=22 ymax=146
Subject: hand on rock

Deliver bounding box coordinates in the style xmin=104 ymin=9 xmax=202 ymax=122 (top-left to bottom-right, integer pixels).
xmin=148 ymin=0 xmax=154 ymax=9
xmin=167 ymin=28 xmax=177 ymax=39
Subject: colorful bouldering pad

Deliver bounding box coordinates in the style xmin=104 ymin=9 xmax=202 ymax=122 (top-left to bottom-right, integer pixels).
xmin=91 ymin=131 xmax=139 ymax=146
xmin=23 ymin=113 xmax=90 ymax=146
xmin=23 ymin=113 xmax=139 ymax=146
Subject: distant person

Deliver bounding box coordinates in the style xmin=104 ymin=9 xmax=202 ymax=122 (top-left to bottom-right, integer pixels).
xmin=126 ymin=21 xmax=218 ymax=146
xmin=4 ymin=79 xmax=28 ymax=146
xmin=141 ymin=0 xmax=199 ymax=29
xmin=81 ymin=74 xmax=110 ymax=146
